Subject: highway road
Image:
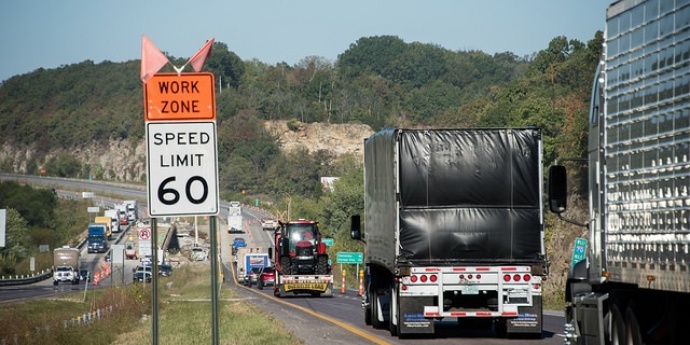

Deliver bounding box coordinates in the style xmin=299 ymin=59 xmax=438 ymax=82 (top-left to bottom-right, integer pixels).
xmin=0 ymin=174 xmax=566 ymax=344
xmin=224 ymin=208 xmax=566 ymax=345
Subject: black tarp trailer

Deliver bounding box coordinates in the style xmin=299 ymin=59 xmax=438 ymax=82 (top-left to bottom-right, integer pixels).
xmin=352 ymin=128 xmax=547 ymax=338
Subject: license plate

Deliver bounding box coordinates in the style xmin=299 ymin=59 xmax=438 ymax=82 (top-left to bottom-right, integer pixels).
xmin=284 ymin=283 xmax=327 ymax=292
xmin=459 ymin=285 xmax=479 ymax=295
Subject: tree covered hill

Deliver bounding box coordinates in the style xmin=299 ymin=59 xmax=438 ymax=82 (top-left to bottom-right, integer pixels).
xmin=0 ymin=33 xmax=602 ymax=198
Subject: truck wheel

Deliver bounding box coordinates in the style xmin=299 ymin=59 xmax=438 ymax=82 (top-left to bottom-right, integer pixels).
xmin=609 ymin=305 xmax=625 ymax=345
xmin=625 ymin=308 xmax=643 ymax=345
xmin=371 ymin=289 xmax=385 ymax=329
xmin=317 ymin=256 xmax=329 ymax=275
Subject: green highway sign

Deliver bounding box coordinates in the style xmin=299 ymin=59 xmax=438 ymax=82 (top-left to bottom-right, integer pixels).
xmin=571 ymin=237 xmax=587 ymax=267
xmin=337 ymin=251 xmax=363 ymax=264
xmin=322 ymin=238 xmax=334 ymax=247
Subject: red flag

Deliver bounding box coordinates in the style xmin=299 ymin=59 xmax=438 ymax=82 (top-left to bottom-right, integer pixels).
xmin=140 ymin=35 xmax=169 ymax=83
xmin=189 ymin=38 xmax=215 ymax=72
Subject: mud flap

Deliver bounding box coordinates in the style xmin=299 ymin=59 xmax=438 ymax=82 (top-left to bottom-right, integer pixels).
xmin=399 ymin=296 xmax=435 ymax=334
xmin=507 ymin=295 xmax=543 ymax=335
xmin=321 ymin=283 xmax=333 ymax=297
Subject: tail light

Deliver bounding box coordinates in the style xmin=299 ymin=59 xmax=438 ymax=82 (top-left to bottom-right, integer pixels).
xmin=408 ymin=274 xmax=438 ymax=283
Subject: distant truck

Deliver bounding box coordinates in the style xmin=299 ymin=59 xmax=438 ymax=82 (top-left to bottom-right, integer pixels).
xmin=227 ymin=201 xmax=243 ymax=233
xmin=351 ymin=128 xmax=546 ymax=338
xmin=94 ymin=216 xmax=112 ymax=240
xmin=53 ymin=246 xmax=81 ymax=285
xmin=234 ymin=247 xmax=268 ymax=283
xmin=123 ymin=200 xmax=138 ymax=221
xmin=242 ymin=252 xmax=270 ymax=286
xmin=231 ymin=236 xmax=247 ymax=256
xmin=273 ymin=219 xmax=333 ymax=297
xmin=87 ymin=222 xmax=109 ymax=253
xmin=114 ymin=203 xmax=129 ymax=226
xmin=104 ymin=208 xmax=121 ymax=233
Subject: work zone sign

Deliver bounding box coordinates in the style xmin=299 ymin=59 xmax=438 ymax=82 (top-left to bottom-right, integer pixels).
xmin=144 ymin=72 xmax=216 ymax=122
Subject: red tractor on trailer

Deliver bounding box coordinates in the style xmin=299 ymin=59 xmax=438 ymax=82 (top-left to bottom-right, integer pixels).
xmin=273 ymin=219 xmax=333 ymax=297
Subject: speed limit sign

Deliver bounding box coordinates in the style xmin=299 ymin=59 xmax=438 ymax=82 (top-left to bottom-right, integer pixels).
xmin=146 ymin=121 xmax=219 ymax=216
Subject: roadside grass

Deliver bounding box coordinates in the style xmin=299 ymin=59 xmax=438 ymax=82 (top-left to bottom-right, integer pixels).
xmin=1 ymin=263 xmax=302 ymax=345
xmin=114 ymin=263 xmax=302 ymax=345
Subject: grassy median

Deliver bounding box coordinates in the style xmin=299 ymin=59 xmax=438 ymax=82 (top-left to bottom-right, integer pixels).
xmin=0 ymin=263 xmax=302 ymax=345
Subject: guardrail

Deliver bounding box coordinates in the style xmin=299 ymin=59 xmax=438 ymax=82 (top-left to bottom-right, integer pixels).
xmin=0 ymin=270 xmax=53 ymax=287
xmin=0 ymin=237 xmax=91 ymax=287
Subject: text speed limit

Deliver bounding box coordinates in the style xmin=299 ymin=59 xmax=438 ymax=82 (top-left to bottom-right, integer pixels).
xmin=146 ymin=122 xmax=219 ymax=216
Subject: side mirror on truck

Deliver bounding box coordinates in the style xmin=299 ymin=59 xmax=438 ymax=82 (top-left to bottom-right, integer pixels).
xmin=548 ymin=165 xmax=568 ymax=214
xmin=350 ymin=215 xmax=362 ymax=240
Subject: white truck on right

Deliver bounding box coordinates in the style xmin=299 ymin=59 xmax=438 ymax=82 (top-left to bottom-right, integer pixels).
xmin=548 ymin=1 xmax=690 ymax=344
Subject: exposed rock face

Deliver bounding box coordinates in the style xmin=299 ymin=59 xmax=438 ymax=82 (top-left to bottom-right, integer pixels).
xmin=0 ymin=121 xmax=374 ymax=182
xmin=264 ymin=121 xmax=375 ymax=157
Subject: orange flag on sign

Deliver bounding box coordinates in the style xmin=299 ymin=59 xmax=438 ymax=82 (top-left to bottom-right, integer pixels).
xmin=140 ymin=35 xmax=169 ymax=83
xmin=189 ymin=38 xmax=214 ymax=72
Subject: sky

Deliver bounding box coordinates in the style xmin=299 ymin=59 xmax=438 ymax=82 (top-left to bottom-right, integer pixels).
xmin=0 ymin=1 xmax=610 ymax=83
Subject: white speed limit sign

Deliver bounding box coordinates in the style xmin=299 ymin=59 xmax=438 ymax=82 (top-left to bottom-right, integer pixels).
xmin=146 ymin=121 xmax=219 ymax=216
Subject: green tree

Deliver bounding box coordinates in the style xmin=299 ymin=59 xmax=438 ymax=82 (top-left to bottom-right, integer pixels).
xmin=0 ymin=208 xmax=30 ymax=274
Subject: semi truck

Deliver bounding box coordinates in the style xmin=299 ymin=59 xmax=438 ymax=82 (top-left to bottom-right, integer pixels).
xmin=123 ymin=199 xmax=138 ymax=221
xmin=547 ymin=1 xmax=690 ymax=344
xmin=87 ymin=222 xmax=109 ymax=253
xmin=227 ymin=201 xmax=243 ymax=233
xmin=351 ymin=128 xmax=546 ymax=338
xmin=104 ymin=208 xmax=121 ymax=233
xmin=114 ymin=203 xmax=129 ymax=226
xmin=273 ymin=219 xmax=333 ymax=297
xmin=94 ymin=216 xmax=112 ymax=240
xmin=53 ymin=246 xmax=81 ymax=285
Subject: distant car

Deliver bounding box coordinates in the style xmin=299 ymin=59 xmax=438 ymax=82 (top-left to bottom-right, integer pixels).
xmin=80 ymin=270 xmax=91 ymax=282
xmin=159 ymin=264 xmax=173 ymax=277
xmin=133 ymin=266 xmax=153 ymax=283
xmin=261 ymin=218 xmax=278 ymax=231
xmin=139 ymin=256 xmax=152 ymax=266
xmin=125 ymin=241 xmax=137 ymax=260
xmin=246 ymin=266 xmax=262 ymax=287
xmin=257 ymin=266 xmax=275 ymax=290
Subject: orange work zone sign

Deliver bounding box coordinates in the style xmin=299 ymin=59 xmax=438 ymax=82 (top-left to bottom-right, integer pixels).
xmin=144 ymin=72 xmax=216 ymax=121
